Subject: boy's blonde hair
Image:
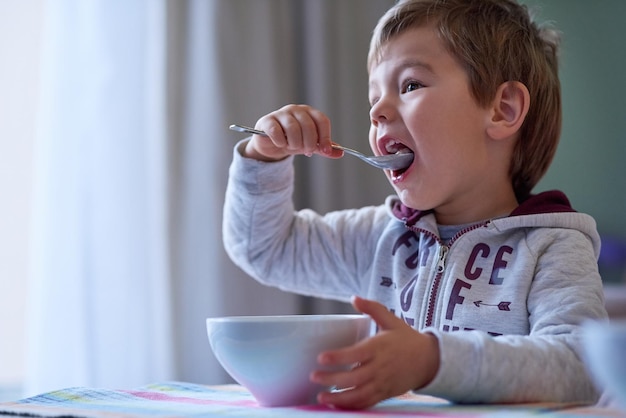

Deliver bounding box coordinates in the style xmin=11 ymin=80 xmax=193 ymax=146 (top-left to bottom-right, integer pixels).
xmin=369 ymin=0 xmax=561 ymax=201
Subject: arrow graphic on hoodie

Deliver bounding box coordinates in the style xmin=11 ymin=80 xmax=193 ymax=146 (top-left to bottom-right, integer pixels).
xmin=473 ymin=301 xmax=511 ymax=311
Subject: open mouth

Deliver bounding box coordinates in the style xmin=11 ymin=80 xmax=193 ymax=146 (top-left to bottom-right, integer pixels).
xmin=382 ymin=139 xmax=414 ymax=178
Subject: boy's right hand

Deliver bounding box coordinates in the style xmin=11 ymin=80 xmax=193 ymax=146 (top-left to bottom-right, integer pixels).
xmin=243 ymin=104 xmax=342 ymax=162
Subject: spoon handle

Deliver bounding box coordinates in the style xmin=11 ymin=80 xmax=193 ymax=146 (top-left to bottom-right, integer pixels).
xmin=229 ymin=124 xmax=345 ymax=151
xmin=229 ymin=124 xmax=267 ymax=137
xmin=228 ymin=124 xmax=413 ymax=170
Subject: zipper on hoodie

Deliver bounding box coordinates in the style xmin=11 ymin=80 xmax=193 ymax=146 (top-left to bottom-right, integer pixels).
xmin=424 ymin=244 xmax=448 ymax=327
xmin=407 ymin=220 xmax=490 ymax=328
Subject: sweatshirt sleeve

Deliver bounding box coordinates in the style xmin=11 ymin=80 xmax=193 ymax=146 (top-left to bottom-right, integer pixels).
xmin=417 ymin=227 xmax=607 ymax=404
xmin=222 ymin=140 xmax=388 ymax=301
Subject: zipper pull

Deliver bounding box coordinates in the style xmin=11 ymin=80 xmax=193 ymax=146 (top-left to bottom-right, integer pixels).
xmin=437 ymin=245 xmax=448 ymax=273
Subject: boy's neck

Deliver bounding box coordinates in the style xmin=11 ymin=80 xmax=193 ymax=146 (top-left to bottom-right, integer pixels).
xmin=433 ymin=187 xmax=518 ymax=226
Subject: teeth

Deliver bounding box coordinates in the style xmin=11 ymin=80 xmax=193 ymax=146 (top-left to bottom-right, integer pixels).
xmin=395 ymin=148 xmax=412 ymax=155
xmin=384 ymin=140 xmax=401 ymax=153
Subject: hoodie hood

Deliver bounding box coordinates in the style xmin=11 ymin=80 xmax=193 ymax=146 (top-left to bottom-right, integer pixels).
xmin=387 ymin=190 xmax=600 ymax=259
xmin=389 ymin=190 xmax=576 ymax=226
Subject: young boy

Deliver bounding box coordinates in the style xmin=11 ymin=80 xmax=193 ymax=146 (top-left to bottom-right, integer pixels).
xmin=223 ymin=0 xmax=607 ymax=410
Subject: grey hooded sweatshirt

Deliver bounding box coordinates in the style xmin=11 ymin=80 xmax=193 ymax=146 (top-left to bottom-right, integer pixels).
xmin=223 ymin=141 xmax=608 ymax=404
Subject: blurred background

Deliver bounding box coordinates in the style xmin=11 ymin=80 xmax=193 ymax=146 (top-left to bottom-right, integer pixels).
xmin=1 ymin=0 xmax=624 ymax=401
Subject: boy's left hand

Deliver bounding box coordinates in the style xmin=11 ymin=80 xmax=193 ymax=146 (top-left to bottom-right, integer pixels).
xmin=310 ymin=296 xmax=440 ymax=410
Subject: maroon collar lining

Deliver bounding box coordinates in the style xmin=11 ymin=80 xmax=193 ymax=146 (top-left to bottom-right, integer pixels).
xmin=392 ymin=190 xmax=576 ymax=226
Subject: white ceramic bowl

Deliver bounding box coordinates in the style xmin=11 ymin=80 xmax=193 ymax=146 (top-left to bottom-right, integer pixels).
xmin=582 ymin=320 xmax=626 ymax=409
xmin=206 ymin=314 xmax=372 ymax=407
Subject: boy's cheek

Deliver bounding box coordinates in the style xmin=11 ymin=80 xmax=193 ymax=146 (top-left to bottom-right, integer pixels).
xmin=369 ymin=125 xmax=378 ymax=153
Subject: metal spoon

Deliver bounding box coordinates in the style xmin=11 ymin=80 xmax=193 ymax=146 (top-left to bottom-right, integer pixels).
xmin=229 ymin=124 xmax=414 ymax=171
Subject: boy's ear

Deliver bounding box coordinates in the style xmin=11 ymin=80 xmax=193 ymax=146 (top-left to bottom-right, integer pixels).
xmin=486 ymin=81 xmax=530 ymax=141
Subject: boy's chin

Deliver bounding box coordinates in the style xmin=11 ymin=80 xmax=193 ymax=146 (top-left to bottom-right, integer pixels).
xmin=395 ymin=190 xmax=418 ymax=209
xmin=394 ymin=188 xmax=434 ymax=213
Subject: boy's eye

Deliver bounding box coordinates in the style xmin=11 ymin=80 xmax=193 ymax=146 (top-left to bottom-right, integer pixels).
xmin=403 ymin=80 xmax=423 ymax=93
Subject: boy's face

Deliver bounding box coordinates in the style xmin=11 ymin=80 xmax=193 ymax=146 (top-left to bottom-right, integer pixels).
xmin=368 ymin=26 xmax=509 ymax=224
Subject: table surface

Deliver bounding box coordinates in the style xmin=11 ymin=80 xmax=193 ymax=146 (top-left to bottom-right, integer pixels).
xmin=0 ymin=381 xmax=623 ymax=418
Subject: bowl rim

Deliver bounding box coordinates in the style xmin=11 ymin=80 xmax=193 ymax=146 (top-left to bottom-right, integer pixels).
xmin=206 ymin=314 xmax=369 ymax=324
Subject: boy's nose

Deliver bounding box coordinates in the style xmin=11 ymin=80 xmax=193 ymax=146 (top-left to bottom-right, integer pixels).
xmin=369 ymin=97 xmax=394 ymax=126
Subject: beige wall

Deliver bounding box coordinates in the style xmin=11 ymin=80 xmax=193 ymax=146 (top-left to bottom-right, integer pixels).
xmin=0 ymin=0 xmax=44 ymax=388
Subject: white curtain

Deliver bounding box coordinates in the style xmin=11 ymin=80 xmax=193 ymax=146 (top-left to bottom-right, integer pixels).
xmin=26 ymin=0 xmax=393 ymax=396
xmin=26 ymin=0 xmax=174 ymax=395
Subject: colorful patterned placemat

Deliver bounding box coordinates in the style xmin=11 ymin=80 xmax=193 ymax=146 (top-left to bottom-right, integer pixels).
xmin=0 ymin=381 xmax=608 ymax=418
